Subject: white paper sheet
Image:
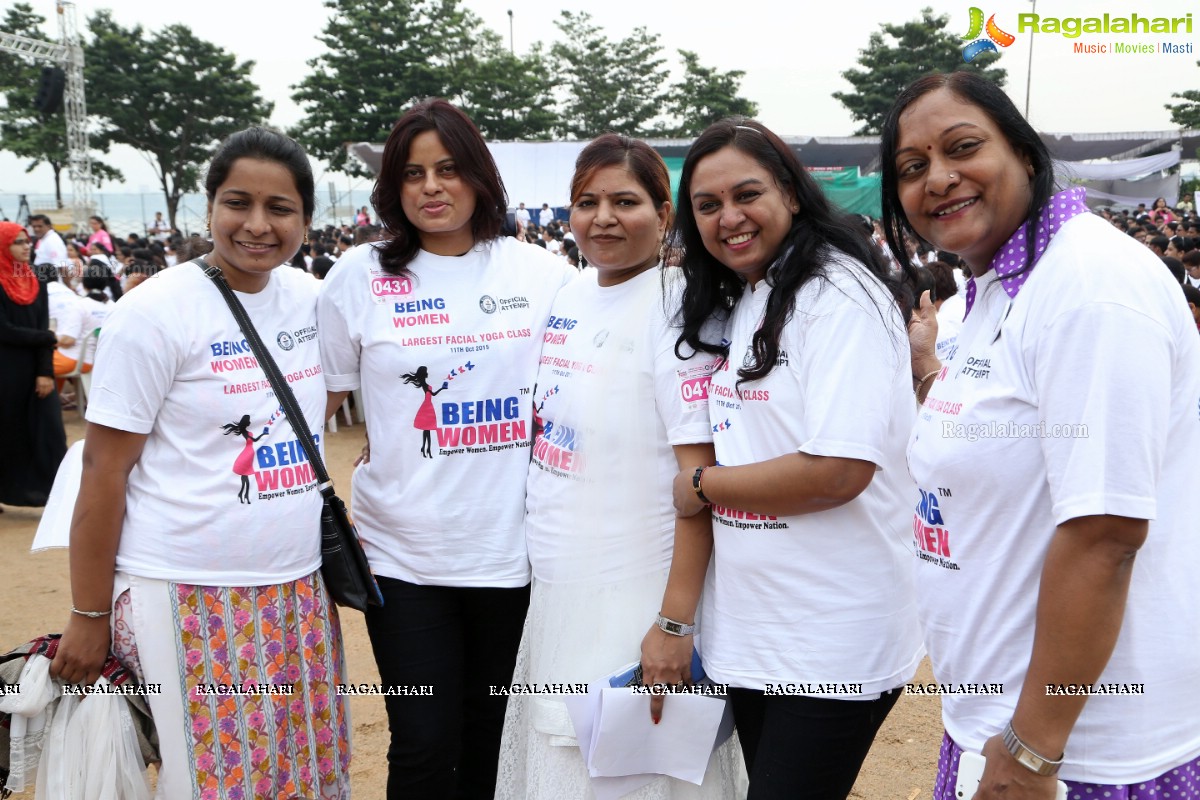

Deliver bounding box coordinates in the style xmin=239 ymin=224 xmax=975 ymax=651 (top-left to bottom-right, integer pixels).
xmin=563 ymin=685 xmax=657 ymax=800
xmin=589 ymin=688 xmax=727 ymax=785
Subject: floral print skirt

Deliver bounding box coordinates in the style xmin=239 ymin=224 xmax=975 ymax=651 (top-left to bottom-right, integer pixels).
xmin=111 ymin=569 xmax=351 ymax=799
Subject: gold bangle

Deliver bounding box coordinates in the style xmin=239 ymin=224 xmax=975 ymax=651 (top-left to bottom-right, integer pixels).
xmin=913 ymin=368 xmax=940 ymax=395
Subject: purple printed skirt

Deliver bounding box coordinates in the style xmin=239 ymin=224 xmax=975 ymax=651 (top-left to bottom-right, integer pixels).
xmin=935 ymin=732 xmax=1200 ymax=800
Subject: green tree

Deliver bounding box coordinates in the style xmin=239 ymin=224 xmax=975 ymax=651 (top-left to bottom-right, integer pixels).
xmin=664 ymin=50 xmax=759 ymax=138
xmin=292 ymin=0 xmax=457 ymax=174
xmin=0 ymin=3 xmax=121 ymax=208
xmin=1166 ymin=61 xmax=1200 ymax=129
xmin=292 ymin=0 xmax=559 ymax=168
xmin=833 ymin=7 xmax=1007 ymax=135
xmin=551 ymin=12 xmax=669 ymax=138
xmin=84 ymin=10 xmax=271 ymax=228
xmin=456 ymin=37 xmax=559 ymax=141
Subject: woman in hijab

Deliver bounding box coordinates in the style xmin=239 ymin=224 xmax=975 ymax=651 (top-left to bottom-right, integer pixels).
xmin=0 ymin=221 xmax=67 ymax=508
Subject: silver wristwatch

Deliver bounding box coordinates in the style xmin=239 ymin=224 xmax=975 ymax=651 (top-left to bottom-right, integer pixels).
xmin=1002 ymin=721 xmax=1063 ymax=776
xmin=655 ymin=614 xmax=696 ymax=637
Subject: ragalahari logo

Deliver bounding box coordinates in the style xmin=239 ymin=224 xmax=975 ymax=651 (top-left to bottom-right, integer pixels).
xmin=961 ymin=7 xmax=1016 ymax=62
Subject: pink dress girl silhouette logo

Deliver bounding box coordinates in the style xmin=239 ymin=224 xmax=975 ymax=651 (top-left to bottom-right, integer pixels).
xmin=221 ymin=414 xmax=270 ymax=503
xmin=402 ymin=367 xmax=449 ymax=458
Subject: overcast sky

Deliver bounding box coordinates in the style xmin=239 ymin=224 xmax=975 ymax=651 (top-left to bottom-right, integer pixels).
xmin=2 ymin=0 xmax=1197 ymax=194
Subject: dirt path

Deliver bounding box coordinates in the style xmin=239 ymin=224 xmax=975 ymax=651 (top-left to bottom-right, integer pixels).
xmin=0 ymin=414 xmax=944 ymax=798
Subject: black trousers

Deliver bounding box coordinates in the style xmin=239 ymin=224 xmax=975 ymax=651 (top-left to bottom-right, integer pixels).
xmin=728 ymin=686 xmax=902 ymax=800
xmin=364 ymin=576 xmax=530 ymax=800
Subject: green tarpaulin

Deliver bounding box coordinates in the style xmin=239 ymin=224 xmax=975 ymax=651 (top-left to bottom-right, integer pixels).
xmin=662 ymin=159 xmax=881 ymax=219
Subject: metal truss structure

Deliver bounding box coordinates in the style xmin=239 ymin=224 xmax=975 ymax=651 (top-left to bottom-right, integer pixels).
xmin=0 ymin=1 xmax=91 ymax=232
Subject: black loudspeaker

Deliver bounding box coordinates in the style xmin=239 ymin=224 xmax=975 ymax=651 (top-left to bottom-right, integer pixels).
xmin=33 ymin=66 xmax=66 ymax=114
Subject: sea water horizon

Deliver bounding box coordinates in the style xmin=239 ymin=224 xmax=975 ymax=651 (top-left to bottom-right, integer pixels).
xmin=0 ymin=188 xmax=377 ymax=237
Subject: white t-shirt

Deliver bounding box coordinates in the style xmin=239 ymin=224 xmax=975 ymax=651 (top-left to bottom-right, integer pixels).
xmin=701 ymin=255 xmax=924 ymax=696
xmin=86 ymin=264 xmax=325 ymax=586
xmin=318 ymin=237 xmax=575 ymax=587
xmin=33 ymin=229 xmax=68 ymax=268
xmin=80 ymin=295 xmax=111 ymax=331
xmin=78 ymin=296 xmax=111 ymax=364
xmin=515 ymin=208 xmax=531 ymax=227
xmin=907 ymin=213 xmax=1200 ymax=782
xmin=46 ymin=281 xmax=87 ymax=362
xmin=935 ymin=293 xmax=966 ymax=362
xmin=525 ymin=268 xmax=718 ymax=584
xmin=539 ymin=208 xmax=554 ymax=227
xmin=148 ymin=217 xmax=170 ymax=241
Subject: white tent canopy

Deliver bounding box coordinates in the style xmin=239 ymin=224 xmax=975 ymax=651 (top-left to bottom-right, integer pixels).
xmin=349 ymin=128 xmax=1200 ymax=212
xmin=349 ymin=141 xmax=586 ymax=209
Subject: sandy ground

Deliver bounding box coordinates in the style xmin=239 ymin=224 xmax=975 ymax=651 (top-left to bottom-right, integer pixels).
xmin=0 ymin=413 xmax=944 ymax=799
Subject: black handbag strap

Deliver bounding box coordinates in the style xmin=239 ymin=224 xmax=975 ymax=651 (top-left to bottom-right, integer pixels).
xmin=193 ymin=258 xmax=335 ymax=498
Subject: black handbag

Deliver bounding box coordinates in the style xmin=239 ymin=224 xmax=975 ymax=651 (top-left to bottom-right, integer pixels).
xmin=197 ymin=259 xmax=384 ymax=612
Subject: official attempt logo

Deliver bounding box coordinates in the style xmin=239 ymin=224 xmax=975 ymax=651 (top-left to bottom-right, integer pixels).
xmin=479 ymin=295 xmax=497 ymax=314
xmin=276 ymin=331 xmax=295 ymax=351
xmin=961 ymin=7 xmax=1015 ymax=62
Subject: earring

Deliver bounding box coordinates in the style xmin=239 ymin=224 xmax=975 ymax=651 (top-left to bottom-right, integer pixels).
xmin=303 ymin=232 xmax=309 ymax=245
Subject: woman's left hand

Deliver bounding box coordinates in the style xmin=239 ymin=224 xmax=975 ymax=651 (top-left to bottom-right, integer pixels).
xmin=908 ymin=290 xmax=941 ymax=377
xmin=640 ymin=625 xmax=693 ymax=724
xmin=971 ymin=734 xmax=1061 ymax=800
xmin=672 ymin=467 xmax=708 ymax=518
xmin=35 ymin=376 xmax=53 ymax=398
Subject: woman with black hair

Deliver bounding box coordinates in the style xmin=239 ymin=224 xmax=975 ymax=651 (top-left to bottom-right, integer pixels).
xmin=497 ymin=133 xmax=744 ymax=798
xmin=85 ymin=214 xmax=114 ymax=256
xmin=50 ymin=126 xmax=350 ymax=798
xmin=662 ymin=118 xmax=923 ymax=799
xmin=1148 ymin=196 xmax=1176 ymax=227
xmin=318 ymin=98 xmax=573 ymax=799
xmin=86 ymin=241 xmax=123 ymax=301
xmin=882 ymin=71 xmax=1200 ymax=800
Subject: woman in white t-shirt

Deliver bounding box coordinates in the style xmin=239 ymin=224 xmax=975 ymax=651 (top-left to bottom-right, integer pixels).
xmin=318 ymin=99 xmax=573 ymax=799
xmin=496 ymin=134 xmax=744 ymax=798
xmin=49 ymin=127 xmax=350 ymax=799
xmin=926 ymin=260 xmax=965 ymax=362
xmin=882 ymin=71 xmax=1200 ymax=800
xmin=664 ymin=118 xmax=924 ymax=799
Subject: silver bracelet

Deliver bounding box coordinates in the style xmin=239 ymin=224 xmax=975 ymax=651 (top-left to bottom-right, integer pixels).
xmin=655 ymin=613 xmax=696 ymax=637
xmin=71 ymin=606 xmax=112 ymax=618
xmin=1002 ymin=720 xmax=1064 ymax=776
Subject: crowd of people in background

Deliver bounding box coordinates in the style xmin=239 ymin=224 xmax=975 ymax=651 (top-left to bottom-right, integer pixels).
xmin=21 ymin=193 xmax=1198 ymax=302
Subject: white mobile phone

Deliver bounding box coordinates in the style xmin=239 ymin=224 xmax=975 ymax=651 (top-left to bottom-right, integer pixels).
xmin=955 ymin=752 xmax=1067 ymax=800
